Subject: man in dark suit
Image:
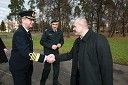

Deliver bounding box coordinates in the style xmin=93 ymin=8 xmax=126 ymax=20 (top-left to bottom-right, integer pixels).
xmin=9 ymin=10 xmax=55 ymax=85
xmin=54 ymin=17 xmax=113 ymax=85
xmin=40 ymin=19 xmax=64 ymax=85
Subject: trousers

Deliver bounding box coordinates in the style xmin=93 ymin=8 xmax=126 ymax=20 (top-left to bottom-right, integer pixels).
xmin=40 ymin=61 xmax=60 ymax=85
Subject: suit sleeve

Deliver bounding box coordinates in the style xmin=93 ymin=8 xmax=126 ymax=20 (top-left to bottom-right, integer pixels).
xmin=96 ymin=35 xmax=113 ymax=85
xmin=40 ymin=31 xmax=53 ymax=49
xmin=56 ymin=39 xmax=78 ymax=61
xmin=56 ymin=48 xmax=73 ymax=61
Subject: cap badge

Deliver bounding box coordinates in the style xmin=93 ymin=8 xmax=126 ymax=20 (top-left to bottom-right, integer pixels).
xmin=32 ymin=12 xmax=35 ymax=17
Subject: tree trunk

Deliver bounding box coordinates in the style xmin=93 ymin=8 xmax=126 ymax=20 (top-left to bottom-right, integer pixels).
xmin=122 ymin=18 xmax=126 ymax=37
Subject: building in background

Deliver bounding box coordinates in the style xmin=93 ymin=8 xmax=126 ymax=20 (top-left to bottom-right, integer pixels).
xmin=0 ymin=21 xmax=19 ymax=32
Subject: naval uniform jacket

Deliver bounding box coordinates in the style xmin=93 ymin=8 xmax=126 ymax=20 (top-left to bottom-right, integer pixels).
xmin=56 ymin=29 xmax=113 ymax=85
xmin=9 ymin=25 xmax=34 ymax=73
xmin=0 ymin=37 xmax=8 ymax=63
xmin=40 ymin=28 xmax=64 ymax=55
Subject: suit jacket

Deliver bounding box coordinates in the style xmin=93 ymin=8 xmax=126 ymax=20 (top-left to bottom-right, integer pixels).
xmin=56 ymin=29 xmax=113 ymax=85
xmin=9 ymin=25 xmax=34 ymax=73
xmin=0 ymin=37 xmax=8 ymax=63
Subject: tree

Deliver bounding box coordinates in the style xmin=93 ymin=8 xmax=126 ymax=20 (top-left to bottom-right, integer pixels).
xmin=80 ymin=0 xmax=108 ymax=33
xmin=0 ymin=20 xmax=6 ymax=31
xmin=28 ymin=0 xmax=36 ymax=10
xmin=74 ymin=6 xmax=81 ymax=17
xmin=106 ymin=0 xmax=127 ymax=37
xmin=35 ymin=0 xmax=45 ymax=32
xmin=8 ymin=0 xmax=25 ymax=21
xmin=34 ymin=0 xmax=72 ymax=33
xmin=119 ymin=0 xmax=128 ymax=37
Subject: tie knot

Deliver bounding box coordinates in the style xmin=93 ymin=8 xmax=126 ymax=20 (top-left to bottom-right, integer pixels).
xmin=28 ymin=31 xmax=31 ymax=35
xmin=80 ymin=36 xmax=83 ymax=40
xmin=53 ymin=29 xmax=57 ymax=32
xmin=28 ymin=31 xmax=30 ymax=33
xmin=28 ymin=31 xmax=32 ymax=38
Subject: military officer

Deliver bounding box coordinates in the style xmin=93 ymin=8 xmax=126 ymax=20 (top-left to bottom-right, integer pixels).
xmin=40 ymin=19 xmax=64 ymax=85
xmin=9 ymin=10 xmax=55 ymax=85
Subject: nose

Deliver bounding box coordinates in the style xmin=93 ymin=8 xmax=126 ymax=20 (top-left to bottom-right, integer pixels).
xmin=32 ymin=20 xmax=34 ymax=23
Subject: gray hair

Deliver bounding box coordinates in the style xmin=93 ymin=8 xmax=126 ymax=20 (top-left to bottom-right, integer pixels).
xmin=74 ymin=17 xmax=88 ymax=28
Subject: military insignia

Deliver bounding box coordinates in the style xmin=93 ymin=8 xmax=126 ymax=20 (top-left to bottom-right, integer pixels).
xmin=32 ymin=12 xmax=35 ymax=17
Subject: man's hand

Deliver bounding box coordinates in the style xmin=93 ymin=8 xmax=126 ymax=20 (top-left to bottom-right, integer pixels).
xmin=57 ymin=43 xmax=61 ymax=48
xmin=46 ymin=54 xmax=55 ymax=63
xmin=52 ymin=45 xmax=57 ymax=50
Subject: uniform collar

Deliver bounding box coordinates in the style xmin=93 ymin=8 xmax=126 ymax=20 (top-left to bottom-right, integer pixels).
xmin=49 ymin=28 xmax=60 ymax=33
xmin=22 ymin=25 xmax=29 ymax=32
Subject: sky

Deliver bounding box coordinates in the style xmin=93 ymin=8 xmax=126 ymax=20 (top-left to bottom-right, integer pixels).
xmin=0 ymin=0 xmax=29 ymax=22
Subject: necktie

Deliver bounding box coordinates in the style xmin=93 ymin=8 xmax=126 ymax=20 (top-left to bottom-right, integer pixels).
xmin=28 ymin=31 xmax=32 ymax=38
xmin=28 ymin=30 xmax=33 ymax=51
xmin=53 ymin=29 xmax=57 ymax=32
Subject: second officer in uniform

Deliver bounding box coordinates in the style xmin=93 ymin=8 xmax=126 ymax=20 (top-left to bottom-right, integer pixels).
xmin=40 ymin=19 xmax=64 ymax=85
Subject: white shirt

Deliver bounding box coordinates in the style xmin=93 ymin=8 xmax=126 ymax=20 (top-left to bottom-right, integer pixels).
xmin=22 ymin=25 xmax=29 ymax=32
xmin=80 ymin=29 xmax=89 ymax=39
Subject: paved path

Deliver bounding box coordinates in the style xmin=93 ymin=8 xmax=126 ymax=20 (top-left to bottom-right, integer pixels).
xmin=0 ymin=47 xmax=128 ymax=85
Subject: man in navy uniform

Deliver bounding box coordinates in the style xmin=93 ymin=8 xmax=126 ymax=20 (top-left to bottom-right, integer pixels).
xmin=40 ymin=19 xmax=64 ymax=85
xmin=9 ymin=10 xmax=55 ymax=85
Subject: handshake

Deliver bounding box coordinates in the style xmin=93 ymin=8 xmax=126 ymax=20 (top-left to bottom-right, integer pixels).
xmin=29 ymin=52 xmax=56 ymax=63
xmin=45 ymin=54 xmax=56 ymax=63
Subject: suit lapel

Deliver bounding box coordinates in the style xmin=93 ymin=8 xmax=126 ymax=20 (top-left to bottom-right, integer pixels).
xmin=20 ymin=25 xmax=30 ymax=39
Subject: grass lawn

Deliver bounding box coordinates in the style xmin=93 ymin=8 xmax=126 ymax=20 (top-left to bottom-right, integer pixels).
xmin=108 ymin=37 xmax=128 ymax=65
xmin=1 ymin=32 xmax=128 ymax=65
